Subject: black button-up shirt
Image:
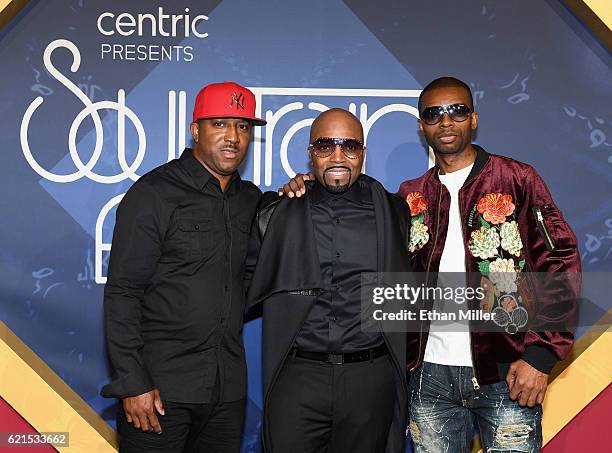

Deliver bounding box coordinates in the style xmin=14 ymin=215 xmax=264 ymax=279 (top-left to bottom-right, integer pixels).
xmin=295 ymin=177 xmax=383 ymax=353
xmin=102 ymin=149 xmax=261 ymax=403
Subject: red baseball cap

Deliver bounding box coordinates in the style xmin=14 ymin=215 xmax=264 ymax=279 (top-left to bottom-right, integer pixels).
xmin=192 ymin=81 xmax=266 ymax=125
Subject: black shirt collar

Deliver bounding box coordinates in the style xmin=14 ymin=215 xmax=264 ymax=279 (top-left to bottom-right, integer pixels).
xmin=464 ymin=144 xmax=490 ymax=184
xmin=310 ymin=175 xmax=371 ymax=205
xmin=179 ymin=148 xmax=241 ymax=193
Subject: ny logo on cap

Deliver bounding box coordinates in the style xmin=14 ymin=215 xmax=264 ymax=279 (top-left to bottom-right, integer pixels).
xmin=230 ymin=92 xmax=245 ymax=110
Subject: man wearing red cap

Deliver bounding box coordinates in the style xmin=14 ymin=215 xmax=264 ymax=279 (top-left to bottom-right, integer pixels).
xmin=102 ymin=82 xmax=265 ymax=452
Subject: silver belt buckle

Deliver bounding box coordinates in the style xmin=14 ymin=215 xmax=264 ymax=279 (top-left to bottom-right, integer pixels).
xmin=329 ymin=353 xmax=344 ymax=365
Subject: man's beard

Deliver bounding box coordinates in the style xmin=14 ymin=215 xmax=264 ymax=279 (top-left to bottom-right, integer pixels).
xmin=323 ymin=167 xmax=352 ymax=193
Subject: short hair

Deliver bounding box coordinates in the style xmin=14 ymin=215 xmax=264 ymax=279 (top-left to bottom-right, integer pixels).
xmin=418 ymin=77 xmax=474 ymax=112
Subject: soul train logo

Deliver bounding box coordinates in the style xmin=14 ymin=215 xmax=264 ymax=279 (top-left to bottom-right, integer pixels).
xmin=21 ymin=39 xmax=427 ymax=284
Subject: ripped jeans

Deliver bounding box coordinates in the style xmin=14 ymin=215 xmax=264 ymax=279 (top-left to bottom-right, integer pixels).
xmin=408 ymin=362 xmax=542 ymax=453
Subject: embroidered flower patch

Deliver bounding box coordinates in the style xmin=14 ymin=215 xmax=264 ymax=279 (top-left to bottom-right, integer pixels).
xmin=405 ymin=191 xmax=429 ymax=252
xmin=468 ymin=226 xmax=500 ymax=259
xmin=477 ymin=193 xmax=515 ymax=225
xmin=500 ymin=221 xmax=523 ymax=257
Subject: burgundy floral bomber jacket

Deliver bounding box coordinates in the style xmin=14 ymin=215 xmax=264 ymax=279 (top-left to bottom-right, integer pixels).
xmin=397 ymin=145 xmax=581 ymax=385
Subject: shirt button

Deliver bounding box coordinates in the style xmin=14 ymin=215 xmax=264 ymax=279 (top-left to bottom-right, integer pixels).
xmin=332 ymin=316 xmax=338 ymax=322
xmin=224 ymin=285 xmax=228 ymax=292
xmin=335 ymin=218 xmax=340 ymax=224
xmin=195 ymin=224 xmax=200 ymax=230
xmin=335 ymin=252 xmax=341 ymax=259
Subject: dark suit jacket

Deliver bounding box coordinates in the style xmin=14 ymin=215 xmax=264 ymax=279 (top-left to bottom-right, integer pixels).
xmin=245 ymin=175 xmax=413 ymax=453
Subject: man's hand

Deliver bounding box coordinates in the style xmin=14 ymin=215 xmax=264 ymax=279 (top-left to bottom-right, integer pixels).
xmin=277 ymin=173 xmax=314 ymax=198
xmin=506 ymin=359 xmax=549 ymax=407
xmin=122 ymin=389 xmax=165 ymax=434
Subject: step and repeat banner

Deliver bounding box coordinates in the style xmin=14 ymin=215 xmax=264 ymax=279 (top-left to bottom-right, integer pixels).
xmin=1 ymin=0 xmax=611 ymax=451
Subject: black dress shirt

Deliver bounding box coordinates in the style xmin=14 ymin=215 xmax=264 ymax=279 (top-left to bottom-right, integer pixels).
xmin=101 ymin=149 xmax=261 ymax=403
xmin=295 ymin=177 xmax=383 ymax=353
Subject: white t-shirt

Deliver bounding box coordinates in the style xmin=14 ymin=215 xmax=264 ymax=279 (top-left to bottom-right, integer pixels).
xmin=423 ymin=163 xmax=474 ymax=367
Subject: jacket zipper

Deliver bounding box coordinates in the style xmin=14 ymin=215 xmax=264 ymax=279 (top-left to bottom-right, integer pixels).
xmin=417 ymin=158 xmax=483 ymax=382
xmin=425 ymin=186 xmax=443 ymax=276
xmin=458 ymin=191 xmax=480 ymax=390
xmin=533 ymin=206 xmax=556 ymax=252
xmin=410 ymin=185 xmax=443 ymax=372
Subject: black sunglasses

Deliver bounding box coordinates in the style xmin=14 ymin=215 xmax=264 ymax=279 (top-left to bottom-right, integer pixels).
xmin=420 ymin=103 xmax=472 ymax=125
xmin=308 ymin=137 xmax=365 ymax=159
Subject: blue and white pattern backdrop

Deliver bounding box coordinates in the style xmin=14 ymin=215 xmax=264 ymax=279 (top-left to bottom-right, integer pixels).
xmin=1 ymin=0 xmax=611 ymax=451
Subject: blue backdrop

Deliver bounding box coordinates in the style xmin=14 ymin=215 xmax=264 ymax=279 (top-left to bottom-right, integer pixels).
xmin=1 ymin=1 xmax=611 ymax=451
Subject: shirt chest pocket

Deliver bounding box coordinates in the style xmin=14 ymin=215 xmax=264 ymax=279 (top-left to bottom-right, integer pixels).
xmin=177 ymin=218 xmax=213 ymax=259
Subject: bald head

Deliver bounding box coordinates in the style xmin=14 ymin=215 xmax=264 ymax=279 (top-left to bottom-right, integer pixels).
xmin=308 ymin=108 xmax=365 ymax=194
xmin=310 ymin=108 xmax=363 ymax=143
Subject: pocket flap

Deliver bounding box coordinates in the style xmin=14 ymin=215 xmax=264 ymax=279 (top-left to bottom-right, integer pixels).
xmin=178 ymin=219 xmax=211 ymax=232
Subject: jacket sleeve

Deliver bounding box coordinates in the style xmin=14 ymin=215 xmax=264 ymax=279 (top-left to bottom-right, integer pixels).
xmin=101 ymin=182 xmax=168 ymax=399
xmin=243 ymin=192 xmax=280 ymax=307
xmin=518 ymin=166 xmax=581 ymax=373
xmin=243 ymin=211 xmax=263 ymax=303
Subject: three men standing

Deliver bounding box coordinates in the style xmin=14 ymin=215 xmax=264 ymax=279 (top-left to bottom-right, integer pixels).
xmin=103 ymin=77 xmax=580 ymax=453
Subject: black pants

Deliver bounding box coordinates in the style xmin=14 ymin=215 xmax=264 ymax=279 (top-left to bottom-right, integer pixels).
xmin=267 ymin=354 xmax=396 ymax=453
xmin=117 ymin=397 xmax=245 ymax=453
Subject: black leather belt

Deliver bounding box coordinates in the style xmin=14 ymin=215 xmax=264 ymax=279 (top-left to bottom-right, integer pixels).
xmin=291 ymin=343 xmax=388 ymax=365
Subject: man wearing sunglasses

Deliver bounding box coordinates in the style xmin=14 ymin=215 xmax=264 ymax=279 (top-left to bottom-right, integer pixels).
xmin=280 ymin=78 xmax=580 ymax=451
xmin=245 ymin=108 xmax=412 ymax=452
xmin=398 ymin=77 xmax=581 ymax=452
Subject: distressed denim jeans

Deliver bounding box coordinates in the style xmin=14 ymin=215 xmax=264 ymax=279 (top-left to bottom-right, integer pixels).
xmin=408 ymin=362 xmax=542 ymax=453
